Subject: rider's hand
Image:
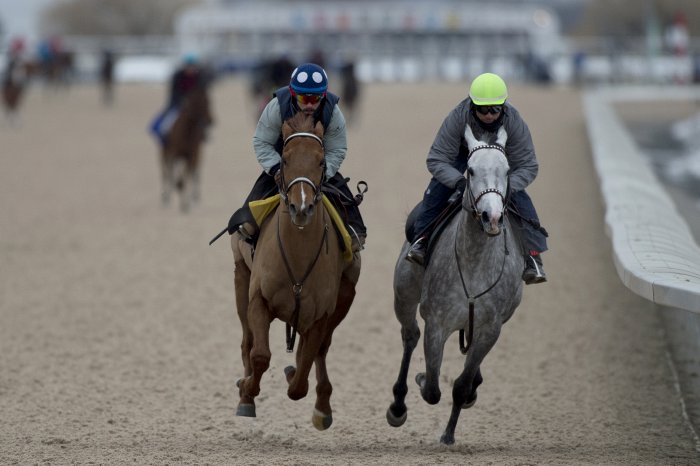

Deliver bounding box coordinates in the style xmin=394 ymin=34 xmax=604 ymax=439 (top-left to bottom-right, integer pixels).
xmin=273 ymin=168 xmax=281 ymax=186
xmin=454 ymin=177 xmax=467 ymax=193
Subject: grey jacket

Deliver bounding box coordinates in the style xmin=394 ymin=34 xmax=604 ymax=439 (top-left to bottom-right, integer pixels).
xmin=426 ymin=98 xmax=538 ymax=193
xmin=252 ymin=97 xmax=347 ymax=178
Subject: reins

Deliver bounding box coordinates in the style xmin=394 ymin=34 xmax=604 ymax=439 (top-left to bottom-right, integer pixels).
xmin=454 ymin=223 xmax=509 ymax=355
xmin=277 ymin=207 xmax=329 ymax=352
xmin=456 ymin=141 xmax=511 ymax=355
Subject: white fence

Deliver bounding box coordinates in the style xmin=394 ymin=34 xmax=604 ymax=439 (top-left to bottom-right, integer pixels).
xmin=583 ymin=87 xmax=700 ymax=313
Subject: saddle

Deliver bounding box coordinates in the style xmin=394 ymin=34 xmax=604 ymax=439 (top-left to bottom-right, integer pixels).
xmin=405 ymin=198 xmax=462 ymax=266
xmin=405 ymin=195 xmax=548 ymax=266
xmin=249 ymin=194 xmax=354 ymax=262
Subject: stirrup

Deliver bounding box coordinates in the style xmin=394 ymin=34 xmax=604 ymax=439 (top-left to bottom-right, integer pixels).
xmin=405 ymin=237 xmax=426 ymax=266
xmin=523 ymin=255 xmax=547 ymax=285
xmin=348 ymin=225 xmax=365 ymax=252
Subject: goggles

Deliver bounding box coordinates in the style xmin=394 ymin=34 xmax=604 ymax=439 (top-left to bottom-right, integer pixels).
xmin=474 ymin=105 xmax=503 ymax=115
xmin=294 ymin=92 xmax=325 ymax=105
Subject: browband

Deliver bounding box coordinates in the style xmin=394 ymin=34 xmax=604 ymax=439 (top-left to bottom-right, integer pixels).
xmin=283 ymin=132 xmax=324 ymax=148
xmin=468 ymin=144 xmax=505 ymax=159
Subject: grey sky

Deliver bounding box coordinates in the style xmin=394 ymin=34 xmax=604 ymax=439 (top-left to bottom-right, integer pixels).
xmin=0 ymin=0 xmax=56 ymax=43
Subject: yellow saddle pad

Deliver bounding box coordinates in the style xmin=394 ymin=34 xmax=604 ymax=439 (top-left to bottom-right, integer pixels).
xmin=249 ymin=194 xmax=353 ymax=262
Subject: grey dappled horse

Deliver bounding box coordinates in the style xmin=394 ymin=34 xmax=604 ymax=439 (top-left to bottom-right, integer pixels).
xmin=387 ymin=125 xmax=524 ymax=445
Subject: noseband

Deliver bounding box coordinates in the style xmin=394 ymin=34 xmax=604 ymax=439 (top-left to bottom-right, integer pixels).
xmin=465 ymin=144 xmax=510 ymax=216
xmin=279 ymin=132 xmax=325 ymax=205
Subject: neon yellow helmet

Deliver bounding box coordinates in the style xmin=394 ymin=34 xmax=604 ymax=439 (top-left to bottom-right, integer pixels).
xmin=469 ymin=73 xmax=508 ymax=106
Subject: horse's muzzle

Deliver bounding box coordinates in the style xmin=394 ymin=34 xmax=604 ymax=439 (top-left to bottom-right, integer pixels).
xmin=481 ymin=211 xmax=503 ymax=236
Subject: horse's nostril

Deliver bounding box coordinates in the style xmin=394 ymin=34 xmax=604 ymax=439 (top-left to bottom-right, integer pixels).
xmin=307 ymin=204 xmax=314 ymax=216
xmin=289 ymin=204 xmax=297 ymax=217
xmin=481 ymin=211 xmax=489 ymax=224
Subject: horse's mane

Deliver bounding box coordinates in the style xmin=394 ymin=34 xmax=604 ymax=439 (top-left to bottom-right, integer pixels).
xmin=286 ymin=112 xmax=316 ymax=134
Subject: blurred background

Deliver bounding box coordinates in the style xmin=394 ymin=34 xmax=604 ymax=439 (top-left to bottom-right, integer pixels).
xmin=0 ymin=0 xmax=698 ymax=86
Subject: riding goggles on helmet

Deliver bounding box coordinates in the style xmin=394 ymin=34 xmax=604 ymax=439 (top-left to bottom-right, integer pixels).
xmin=293 ymin=92 xmax=325 ymax=105
xmin=474 ymin=105 xmax=503 ymax=115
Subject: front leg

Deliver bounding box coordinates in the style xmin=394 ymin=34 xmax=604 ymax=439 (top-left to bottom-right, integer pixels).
xmin=285 ymin=315 xmax=328 ymax=402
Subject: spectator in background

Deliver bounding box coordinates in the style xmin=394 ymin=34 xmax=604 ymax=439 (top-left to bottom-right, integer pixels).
xmin=99 ymin=49 xmax=116 ymax=106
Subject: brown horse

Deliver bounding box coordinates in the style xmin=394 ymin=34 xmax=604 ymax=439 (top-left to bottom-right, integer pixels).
xmin=230 ymin=112 xmax=361 ymax=430
xmin=2 ymin=58 xmax=30 ymax=124
xmin=161 ymin=86 xmax=213 ymax=212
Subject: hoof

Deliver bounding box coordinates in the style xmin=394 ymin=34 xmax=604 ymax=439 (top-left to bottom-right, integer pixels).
xmin=462 ymin=393 xmax=477 ymax=409
xmin=236 ymin=378 xmax=243 ymax=388
xmin=415 ymin=372 xmax=425 ymax=388
xmin=311 ymin=409 xmax=333 ymax=431
xmin=440 ymin=432 xmax=455 ymax=445
xmin=386 ymin=406 xmax=407 ymax=427
xmin=236 ymin=403 xmax=256 ymax=417
xmin=284 ymin=365 xmax=296 ymax=381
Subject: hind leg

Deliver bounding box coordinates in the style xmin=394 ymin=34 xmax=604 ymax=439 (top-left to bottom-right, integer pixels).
xmin=191 ymin=152 xmax=202 ymax=203
xmin=236 ymin=291 xmax=272 ymax=417
xmin=160 ymin=150 xmax=173 ymax=206
xmin=232 ymin=236 xmax=253 ymax=401
xmin=387 ymin=246 xmax=423 ymax=427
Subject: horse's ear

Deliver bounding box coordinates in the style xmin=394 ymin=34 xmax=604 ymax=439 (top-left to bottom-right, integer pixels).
xmin=313 ymin=120 xmax=325 ymax=139
xmin=464 ymin=124 xmax=479 ymax=149
xmin=496 ymin=126 xmax=508 ymax=147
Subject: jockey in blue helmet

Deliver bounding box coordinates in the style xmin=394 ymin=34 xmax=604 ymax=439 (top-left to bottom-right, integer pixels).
xmin=222 ymin=62 xmax=367 ymax=254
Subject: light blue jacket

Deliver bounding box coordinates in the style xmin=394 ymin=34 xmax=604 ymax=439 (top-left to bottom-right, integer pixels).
xmin=252 ymin=97 xmax=348 ymax=178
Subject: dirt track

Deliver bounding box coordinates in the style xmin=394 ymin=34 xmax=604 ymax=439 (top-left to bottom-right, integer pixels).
xmin=1 ymin=79 xmax=699 ymax=465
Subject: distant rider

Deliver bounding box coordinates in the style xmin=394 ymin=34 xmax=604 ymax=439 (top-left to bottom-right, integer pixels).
xmin=150 ymin=53 xmax=209 ymax=146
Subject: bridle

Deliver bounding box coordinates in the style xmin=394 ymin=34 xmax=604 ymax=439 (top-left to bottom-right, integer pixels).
xmin=278 ymin=132 xmax=326 ymax=206
xmin=464 ymin=143 xmax=510 ymax=219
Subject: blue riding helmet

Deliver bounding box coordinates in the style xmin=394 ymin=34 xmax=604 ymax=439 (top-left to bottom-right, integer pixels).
xmin=183 ymin=53 xmax=199 ymax=65
xmin=290 ymin=63 xmax=328 ymax=94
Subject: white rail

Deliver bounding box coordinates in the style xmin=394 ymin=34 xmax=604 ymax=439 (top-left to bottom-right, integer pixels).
xmin=583 ymin=87 xmax=700 ymax=313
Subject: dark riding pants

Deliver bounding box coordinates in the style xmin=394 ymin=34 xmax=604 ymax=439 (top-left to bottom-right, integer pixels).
xmin=412 ymin=176 xmax=547 ymax=255
xmin=228 ymin=170 xmax=367 ymax=238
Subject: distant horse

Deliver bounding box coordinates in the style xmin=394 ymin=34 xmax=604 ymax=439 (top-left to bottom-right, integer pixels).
xmin=340 ymin=61 xmax=360 ymax=126
xmin=161 ymin=86 xmax=213 ymax=212
xmin=230 ymin=112 xmax=361 ymax=430
xmin=2 ymin=58 xmax=30 ymax=123
xmin=386 ymin=125 xmax=524 ymax=445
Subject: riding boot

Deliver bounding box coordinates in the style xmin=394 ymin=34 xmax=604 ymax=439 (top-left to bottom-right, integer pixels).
xmin=405 ymin=236 xmax=427 ymax=266
xmin=227 ymin=169 xmax=278 ymax=236
xmin=237 ymin=222 xmax=258 ymax=246
xmin=523 ymin=253 xmax=547 ymax=284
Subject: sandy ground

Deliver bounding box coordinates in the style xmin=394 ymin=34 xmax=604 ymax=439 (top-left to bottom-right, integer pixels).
xmin=1 ymin=78 xmax=699 ymax=465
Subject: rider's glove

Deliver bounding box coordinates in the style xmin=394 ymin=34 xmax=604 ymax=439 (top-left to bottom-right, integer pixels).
xmin=454 ymin=177 xmax=467 ymax=193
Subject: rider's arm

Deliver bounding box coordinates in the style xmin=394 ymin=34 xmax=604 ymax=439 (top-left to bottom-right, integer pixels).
xmin=503 ymin=107 xmax=538 ymax=192
xmin=322 ymin=106 xmax=347 ymax=178
xmin=252 ymin=98 xmax=284 ymax=174
xmin=426 ymin=104 xmax=468 ymax=189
